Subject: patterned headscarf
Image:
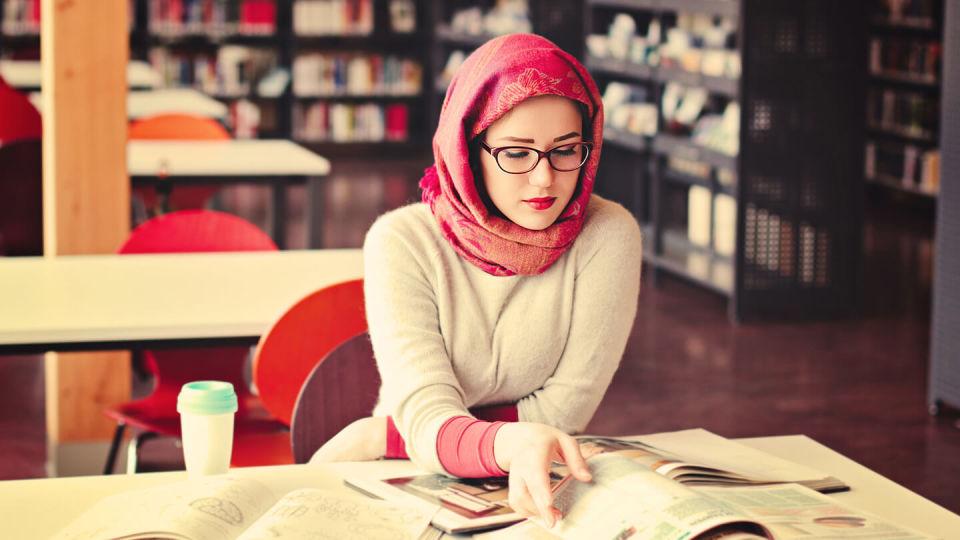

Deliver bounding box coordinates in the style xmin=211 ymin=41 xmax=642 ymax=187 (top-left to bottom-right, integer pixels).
xmin=420 ymin=34 xmax=604 ymax=276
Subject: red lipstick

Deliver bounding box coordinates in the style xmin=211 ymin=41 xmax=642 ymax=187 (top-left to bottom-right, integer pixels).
xmin=523 ymin=197 xmax=556 ymax=211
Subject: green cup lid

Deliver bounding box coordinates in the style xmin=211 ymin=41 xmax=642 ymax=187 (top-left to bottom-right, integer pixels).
xmin=177 ymin=381 xmax=238 ymax=416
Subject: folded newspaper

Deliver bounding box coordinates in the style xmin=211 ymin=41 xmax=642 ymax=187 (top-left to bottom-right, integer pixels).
xmin=345 ymin=429 xmax=852 ymax=534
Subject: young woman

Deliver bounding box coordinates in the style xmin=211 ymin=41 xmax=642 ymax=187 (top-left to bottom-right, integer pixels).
xmin=312 ymin=33 xmax=642 ymax=526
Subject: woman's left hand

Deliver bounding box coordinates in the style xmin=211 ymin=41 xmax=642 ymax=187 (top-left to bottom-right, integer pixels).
xmin=308 ymin=416 xmax=386 ymax=464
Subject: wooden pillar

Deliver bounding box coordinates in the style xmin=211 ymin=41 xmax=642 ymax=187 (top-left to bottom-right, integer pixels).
xmin=41 ymin=0 xmax=131 ymax=475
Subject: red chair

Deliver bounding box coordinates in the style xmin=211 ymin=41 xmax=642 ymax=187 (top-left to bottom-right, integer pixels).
xmin=0 ymin=139 xmax=42 ymax=256
xmin=103 ymin=210 xmax=289 ymax=474
xmin=252 ymin=279 xmax=367 ymax=428
xmin=0 ymin=76 xmax=42 ymax=144
xmin=128 ymin=113 xmax=230 ymax=215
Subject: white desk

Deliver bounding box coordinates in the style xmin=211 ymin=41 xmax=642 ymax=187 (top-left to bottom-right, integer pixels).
xmin=0 ymin=60 xmax=162 ymax=90
xmin=0 ymin=436 xmax=956 ymax=539
xmin=29 ymin=88 xmax=229 ymax=120
xmin=0 ymin=250 xmax=363 ymax=354
xmin=128 ymin=139 xmax=332 ymax=248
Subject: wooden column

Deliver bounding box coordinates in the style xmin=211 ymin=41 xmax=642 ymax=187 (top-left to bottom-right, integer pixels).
xmin=41 ymin=0 xmax=131 ymax=475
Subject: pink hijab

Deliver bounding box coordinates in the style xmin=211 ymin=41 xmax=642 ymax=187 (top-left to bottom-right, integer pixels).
xmin=420 ymin=34 xmax=604 ymax=276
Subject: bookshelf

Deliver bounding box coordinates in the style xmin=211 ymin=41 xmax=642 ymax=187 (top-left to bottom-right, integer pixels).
xmin=584 ymin=0 xmax=866 ymax=321
xmin=865 ymin=0 xmax=943 ymax=200
xmin=427 ymin=0 xmax=585 ymax=129
xmin=1 ymin=0 xmax=431 ymax=156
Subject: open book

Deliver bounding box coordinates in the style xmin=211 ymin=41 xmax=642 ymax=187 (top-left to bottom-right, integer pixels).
xmin=344 ymin=429 xmax=850 ymax=534
xmin=54 ymin=475 xmax=438 ymax=540
xmin=475 ymin=454 xmax=934 ymax=540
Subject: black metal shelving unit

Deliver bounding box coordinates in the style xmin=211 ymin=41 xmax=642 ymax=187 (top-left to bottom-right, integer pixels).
xmin=585 ymin=0 xmax=866 ymax=321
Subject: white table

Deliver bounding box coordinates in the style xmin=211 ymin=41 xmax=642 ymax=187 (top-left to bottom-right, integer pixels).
xmin=29 ymin=88 xmax=229 ymax=120
xmin=0 ymin=250 xmax=363 ymax=354
xmin=0 ymin=435 xmax=956 ymax=539
xmin=127 ymin=139 xmax=332 ymax=248
xmin=0 ymin=60 xmax=162 ymax=90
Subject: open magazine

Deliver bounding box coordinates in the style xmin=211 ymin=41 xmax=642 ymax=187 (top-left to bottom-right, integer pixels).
xmin=344 ymin=429 xmax=850 ymax=534
xmin=475 ymin=454 xmax=934 ymax=540
xmin=54 ymin=475 xmax=438 ymax=540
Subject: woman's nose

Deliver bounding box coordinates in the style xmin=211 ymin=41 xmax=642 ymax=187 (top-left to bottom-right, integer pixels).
xmin=528 ymin=157 xmax=555 ymax=188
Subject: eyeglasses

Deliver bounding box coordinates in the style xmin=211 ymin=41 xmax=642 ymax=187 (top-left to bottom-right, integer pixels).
xmin=480 ymin=141 xmax=593 ymax=175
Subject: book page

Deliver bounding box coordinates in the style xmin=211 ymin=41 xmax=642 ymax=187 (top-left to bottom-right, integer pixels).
xmin=580 ymin=430 xmax=842 ymax=490
xmin=696 ymin=484 xmax=935 ymax=539
xmin=235 ymin=487 xmax=434 ymax=540
xmin=479 ymin=453 xmax=768 ymax=540
xmin=54 ymin=476 xmax=277 ymax=540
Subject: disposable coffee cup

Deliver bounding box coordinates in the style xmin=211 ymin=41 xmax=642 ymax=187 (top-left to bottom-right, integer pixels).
xmin=177 ymin=381 xmax=238 ymax=478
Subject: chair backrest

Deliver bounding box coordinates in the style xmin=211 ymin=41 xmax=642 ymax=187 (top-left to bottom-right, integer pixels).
xmin=119 ymin=210 xmax=277 ymax=400
xmin=253 ymin=279 xmax=367 ymax=426
xmin=128 ymin=113 xmax=230 ymax=212
xmin=128 ymin=113 xmax=230 ymax=140
xmin=290 ymin=332 xmax=381 ymax=464
xmin=0 ymin=76 xmax=42 ymax=144
xmin=0 ymin=139 xmax=42 ymax=256
xmin=119 ymin=209 xmax=276 ymax=254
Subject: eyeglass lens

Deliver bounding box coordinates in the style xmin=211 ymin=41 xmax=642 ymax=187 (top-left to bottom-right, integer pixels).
xmin=497 ymin=143 xmax=590 ymax=174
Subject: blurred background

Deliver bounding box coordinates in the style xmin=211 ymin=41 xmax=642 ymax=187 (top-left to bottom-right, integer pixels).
xmin=1 ymin=0 xmax=958 ymax=513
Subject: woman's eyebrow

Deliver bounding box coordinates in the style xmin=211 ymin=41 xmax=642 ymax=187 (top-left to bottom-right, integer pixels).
xmin=553 ymin=131 xmax=581 ymax=142
xmin=497 ymin=132 xmax=582 ymax=144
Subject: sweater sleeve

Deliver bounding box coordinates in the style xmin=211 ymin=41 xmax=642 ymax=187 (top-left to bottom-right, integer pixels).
xmin=363 ymin=211 xmax=470 ymax=474
xmin=516 ymin=201 xmax=643 ymax=433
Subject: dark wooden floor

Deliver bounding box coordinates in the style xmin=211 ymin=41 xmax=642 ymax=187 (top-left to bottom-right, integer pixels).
xmin=1 ymin=162 xmax=957 ymax=514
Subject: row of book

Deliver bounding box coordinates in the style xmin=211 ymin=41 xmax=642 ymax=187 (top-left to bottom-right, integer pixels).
xmin=292 ymin=101 xmax=409 ymax=143
xmin=149 ymin=45 xmax=277 ymax=97
xmin=866 ymin=142 xmax=940 ymax=194
xmin=867 ymin=88 xmax=939 ymax=140
xmin=292 ymin=0 xmax=373 ymax=36
xmin=292 ymin=53 xmax=421 ymax=97
xmin=869 ymin=38 xmax=941 ymax=82
xmin=1 ymin=0 xmax=39 ymax=35
xmin=148 ymin=0 xmax=276 ymax=36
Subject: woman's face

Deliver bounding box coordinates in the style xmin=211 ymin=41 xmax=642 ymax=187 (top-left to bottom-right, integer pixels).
xmin=479 ymin=95 xmax=585 ymax=231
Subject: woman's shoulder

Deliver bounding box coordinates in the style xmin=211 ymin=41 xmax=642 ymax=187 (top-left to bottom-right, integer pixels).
xmin=579 ymin=194 xmax=642 ymax=245
xmin=364 ymin=202 xmax=444 ymax=260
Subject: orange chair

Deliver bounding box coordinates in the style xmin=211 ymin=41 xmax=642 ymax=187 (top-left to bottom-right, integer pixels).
xmin=128 ymin=113 xmax=230 ymax=215
xmin=103 ymin=210 xmax=289 ymax=474
xmin=252 ymin=279 xmax=367 ymax=428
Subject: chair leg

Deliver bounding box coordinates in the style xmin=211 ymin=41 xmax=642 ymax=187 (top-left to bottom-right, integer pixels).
xmin=103 ymin=422 xmax=126 ymax=475
xmin=125 ymin=431 xmax=160 ymax=474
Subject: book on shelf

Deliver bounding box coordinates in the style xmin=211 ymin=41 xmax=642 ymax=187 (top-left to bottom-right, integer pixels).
xmin=1 ymin=0 xmax=40 ymax=35
xmin=54 ymin=475 xmax=436 ymax=540
xmin=345 ymin=429 xmax=851 ymax=535
xmin=293 ymin=52 xmax=422 ymax=97
xmin=293 ymin=101 xmax=410 ymax=143
xmin=293 ymin=0 xmax=374 ymax=37
xmin=148 ymin=0 xmax=277 ymax=37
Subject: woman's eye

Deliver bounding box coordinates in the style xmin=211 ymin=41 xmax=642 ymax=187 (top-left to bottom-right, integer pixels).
xmin=504 ymin=150 xmax=531 ymax=160
xmin=552 ymin=147 xmax=576 ymax=157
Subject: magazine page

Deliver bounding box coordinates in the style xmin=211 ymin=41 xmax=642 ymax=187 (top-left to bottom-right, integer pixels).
xmin=477 ymin=453 xmax=770 ymax=540
xmin=695 ymin=484 xmax=936 ymax=539
xmin=54 ymin=476 xmax=277 ymax=540
xmin=580 ymin=430 xmax=846 ymax=492
xmin=235 ymin=487 xmax=434 ymax=540
xmin=346 ymin=467 xmax=570 ymax=534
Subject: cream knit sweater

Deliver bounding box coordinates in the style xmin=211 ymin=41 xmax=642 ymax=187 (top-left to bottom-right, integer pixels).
xmin=366 ymin=194 xmax=642 ymax=474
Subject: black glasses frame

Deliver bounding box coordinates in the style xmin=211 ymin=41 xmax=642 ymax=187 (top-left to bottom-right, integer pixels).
xmin=479 ymin=141 xmax=593 ymax=175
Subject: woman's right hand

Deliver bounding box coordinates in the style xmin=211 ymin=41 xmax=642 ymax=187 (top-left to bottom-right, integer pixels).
xmin=493 ymin=422 xmax=593 ymax=528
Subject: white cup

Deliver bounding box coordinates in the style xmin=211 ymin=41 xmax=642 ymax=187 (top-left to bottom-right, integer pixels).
xmin=177 ymin=381 xmax=238 ymax=478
